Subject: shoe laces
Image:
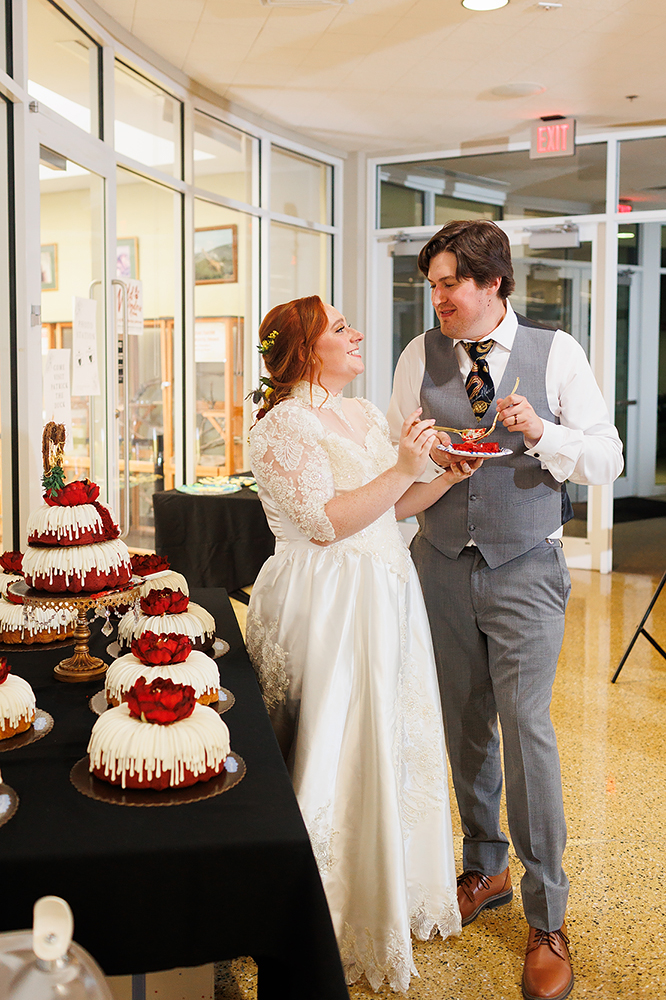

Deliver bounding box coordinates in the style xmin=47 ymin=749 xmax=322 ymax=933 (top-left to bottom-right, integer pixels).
xmin=457 ymin=870 xmax=492 ymax=891
xmin=528 ymin=927 xmax=570 ymax=958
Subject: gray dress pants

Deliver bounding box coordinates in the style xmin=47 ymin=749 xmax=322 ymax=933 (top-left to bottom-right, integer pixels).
xmin=411 ymin=534 xmax=570 ymax=931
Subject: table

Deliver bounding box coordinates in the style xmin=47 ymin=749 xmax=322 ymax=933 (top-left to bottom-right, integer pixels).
xmin=153 ymin=489 xmax=274 ymax=592
xmin=0 ymin=589 xmax=348 ymax=1000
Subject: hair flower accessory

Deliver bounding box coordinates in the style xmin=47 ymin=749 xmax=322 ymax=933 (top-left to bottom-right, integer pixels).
xmin=258 ymin=329 xmax=279 ymax=355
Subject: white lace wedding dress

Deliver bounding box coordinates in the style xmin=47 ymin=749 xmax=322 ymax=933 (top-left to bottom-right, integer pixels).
xmin=246 ymin=382 xmax=460 ymax=993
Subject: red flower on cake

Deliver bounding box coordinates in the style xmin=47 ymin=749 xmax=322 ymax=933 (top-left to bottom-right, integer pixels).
xmin=132 ymin=631 xmax=192 ymax=665
xmin=0 ymin=551 xmax=23 ymax=575
xmin=126 ymin=675 xmax=196 ymax=725
xmin=44 ymin=479 xmax=101 ymax=507
xmin=131 ymin=553 xmax=171 ymax=576
xmin=0 ymin=657 xmax=9 ymax=684
xmin=140 ymin=588 xmax=189 ymax=617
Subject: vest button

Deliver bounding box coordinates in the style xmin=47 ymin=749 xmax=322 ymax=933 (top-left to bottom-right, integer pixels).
xmin=469 ymin=524 xmax=476 ymax=531
xmin=470 ymin=494 xmax=477 ymax=501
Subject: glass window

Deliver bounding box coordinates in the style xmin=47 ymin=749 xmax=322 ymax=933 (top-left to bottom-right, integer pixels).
xmin=115 ymin=61 xmax=182 ymax=179
xmin=617 ymin=224 xmax=639 ymax=266
xmin=194 ymin=200 xmax=253 ymax=479
xmin=655 ymin=266 xmax=666 ymax=486
xmin=28 ymin=0 xmax=98 ymax=134
xmin=270 ymin=223 xmax=331 ymax=307
xmin=271 ymin=147 xmax=332 ymax=225
xmin=116 ymin=167 xmax=180 ymax=548
xmin=193 ymin=112 xmax=257 ymax=205
xmin=0 ymin=99 xmax=9 ymax=547
xmin=378 ymin=144 xmax=607 ymax=228
xmin=380 ymin=181 xmax=423 ymax=229
xmin=619 ymin=137 xmax=666 ymax=214
xmin=40 ymin=152 xmax=107 ymax=491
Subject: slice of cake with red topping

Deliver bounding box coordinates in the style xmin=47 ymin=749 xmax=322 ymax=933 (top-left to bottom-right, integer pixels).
xmin=88 ymin=676 xmax=230 ymax=790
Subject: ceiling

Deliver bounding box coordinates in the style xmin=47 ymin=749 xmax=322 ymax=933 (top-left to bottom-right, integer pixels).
xmin=92 ymin=0 xmax=666 ymax=156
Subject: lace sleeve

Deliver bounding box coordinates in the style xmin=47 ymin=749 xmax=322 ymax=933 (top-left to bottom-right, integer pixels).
xmin=249 ymin=402 xmax=336 ymax=542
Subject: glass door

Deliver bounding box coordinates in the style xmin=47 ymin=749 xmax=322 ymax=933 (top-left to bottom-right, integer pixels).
xmin=115 ymin=167 xmax=181 ymax=551
xmin=39 ymin=148 xmax=109 ymax=496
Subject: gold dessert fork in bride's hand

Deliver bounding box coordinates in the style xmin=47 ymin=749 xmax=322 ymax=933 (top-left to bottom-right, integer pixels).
xmin=434 ymin=377 xmax=520 ymax=442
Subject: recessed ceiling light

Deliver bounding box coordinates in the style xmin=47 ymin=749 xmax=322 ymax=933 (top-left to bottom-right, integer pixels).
xmin=491 ymin=82 xmax=546 ymax=98
xmin=462 ymin=0 xmax=509 ymax=9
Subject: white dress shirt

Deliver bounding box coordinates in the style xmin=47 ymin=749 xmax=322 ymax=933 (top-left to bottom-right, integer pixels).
xmin=387 ymin=300 xmax=624 ymax=490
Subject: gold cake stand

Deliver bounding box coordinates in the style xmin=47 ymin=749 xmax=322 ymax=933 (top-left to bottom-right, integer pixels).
xmin=8 ymin=579 xmax=142 ymax=683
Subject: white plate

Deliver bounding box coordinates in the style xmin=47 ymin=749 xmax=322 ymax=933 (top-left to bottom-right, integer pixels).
xmin=436 ymin=444 xmax=513 ymax=459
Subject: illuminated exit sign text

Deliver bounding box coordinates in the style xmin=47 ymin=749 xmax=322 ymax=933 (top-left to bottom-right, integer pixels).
xmin=530 ymin=118 xmax=576 ymax=159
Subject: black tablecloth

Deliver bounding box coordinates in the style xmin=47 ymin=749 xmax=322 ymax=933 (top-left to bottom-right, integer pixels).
xmin=153 ymin=489 xmax=274 ymax=591
xmin=0 ymin=590 xmax=348 ymax=1000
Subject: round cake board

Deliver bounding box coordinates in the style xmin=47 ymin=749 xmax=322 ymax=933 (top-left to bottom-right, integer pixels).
xmin=0 ymin=710 xmax=54 ymax=753
xmin=70 ymin=751 xmax=246 ymax=806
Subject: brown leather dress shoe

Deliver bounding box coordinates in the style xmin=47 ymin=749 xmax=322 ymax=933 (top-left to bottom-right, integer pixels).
xmin=522 ymin=923 xmax=574 ymax=1000
xmin=456 ymin=867 xmax=513 ymax=926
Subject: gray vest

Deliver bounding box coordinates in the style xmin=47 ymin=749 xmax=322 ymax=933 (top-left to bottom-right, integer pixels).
xmin=418 ymin=318 xmax=564 ymax=569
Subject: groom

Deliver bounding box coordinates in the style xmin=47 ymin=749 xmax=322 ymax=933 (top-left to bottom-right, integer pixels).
xmin=388 ymin=220 xmax=622 ymax=1000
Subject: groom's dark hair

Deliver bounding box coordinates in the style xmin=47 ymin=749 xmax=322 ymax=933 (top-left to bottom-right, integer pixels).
xmin=418 ymin=220 xmax=515 ymax=302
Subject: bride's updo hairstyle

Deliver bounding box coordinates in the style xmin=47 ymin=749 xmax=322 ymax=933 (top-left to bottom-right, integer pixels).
xmin=256 ymin=295 xmax=329 ymax=417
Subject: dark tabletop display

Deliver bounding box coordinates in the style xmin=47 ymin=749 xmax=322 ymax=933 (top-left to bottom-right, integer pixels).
xmin=0 ymin=588 xmax=348 ymax=1000
xmin=153 ymin=490 xmax=275 ymax=591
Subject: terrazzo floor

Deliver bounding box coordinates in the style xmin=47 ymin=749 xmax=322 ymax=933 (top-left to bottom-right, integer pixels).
xmin=222 ymin=566 xmax=666 ymax=1000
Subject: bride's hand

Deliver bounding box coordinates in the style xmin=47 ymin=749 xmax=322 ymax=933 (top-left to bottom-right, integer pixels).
xmin=395 ymin=409 xmax=438 ymax=480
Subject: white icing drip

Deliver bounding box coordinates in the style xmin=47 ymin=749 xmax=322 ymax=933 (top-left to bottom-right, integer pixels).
xmin=139 ymin=571 xmax=189 ymax=596
xmin=0 ymin=575 xmax=22 ymax=597
xmin=26 ymin=503 xmax=107 ymax=541
xmin=118 ymin=602 xmax=215 ymax=643
xmin=105 ymin=651 xmax=220 ymax=702
xmin=87 ymin=702 xmax=230 ymax=788
xmin=23 ymin=538 xmax=131 ymax=585
xmin=0 ymin=673 xmax=36 ymax=730
xmin=0 ymin=596 xmax=76 ymax=635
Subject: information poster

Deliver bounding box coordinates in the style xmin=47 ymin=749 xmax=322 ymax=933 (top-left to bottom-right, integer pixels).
xmin=195 ymin=320 xmax=226 ymax=363
xmin=43 ymin=349 xmax=72 ymax=443
xmin=72 ymin=296 xmax=100 ymax=396
xmin=116 ymin=278 xmax=144 ymax=337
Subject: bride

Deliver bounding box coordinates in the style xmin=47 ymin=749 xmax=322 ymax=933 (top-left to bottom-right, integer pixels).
xmin=246 ymin=295 xmax=480 ymax=993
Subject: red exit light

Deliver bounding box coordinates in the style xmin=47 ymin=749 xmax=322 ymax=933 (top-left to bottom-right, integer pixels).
xmin=530 ymin=117 xmax=576 ymax=159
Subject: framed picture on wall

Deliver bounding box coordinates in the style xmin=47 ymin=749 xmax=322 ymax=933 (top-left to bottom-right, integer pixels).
xmin=41 ymin=244 xmax=58 ymax=291
xmin=194 ymin=225 xmax=238 ymax=284
xmin=117 ymin=237 xmax=139 ymax=280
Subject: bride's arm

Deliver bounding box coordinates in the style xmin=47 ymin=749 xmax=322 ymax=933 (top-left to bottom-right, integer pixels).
xmin=394 ymin=460 xmax=482 ymax=520
xmin=314 ymin=409 xmax=437 ymax=544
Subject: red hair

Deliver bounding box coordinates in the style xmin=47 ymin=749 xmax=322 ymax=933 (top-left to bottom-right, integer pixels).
xmin=256 ymin=296 xmax=330 ymax=417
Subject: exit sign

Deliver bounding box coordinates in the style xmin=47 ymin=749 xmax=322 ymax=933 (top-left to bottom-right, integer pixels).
xmin=530 ymin=118 xmax=576 ymax=159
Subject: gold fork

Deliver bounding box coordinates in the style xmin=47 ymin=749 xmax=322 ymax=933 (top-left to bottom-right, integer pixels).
xmin=434 ymin=377 xmax=520 ymax=441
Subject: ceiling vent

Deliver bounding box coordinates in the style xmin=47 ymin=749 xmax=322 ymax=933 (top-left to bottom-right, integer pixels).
xmin=261 ymin=0 xmax=353 ymax=6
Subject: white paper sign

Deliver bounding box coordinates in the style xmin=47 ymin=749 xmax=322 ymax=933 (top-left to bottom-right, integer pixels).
xmin=116 ymin=279 xmax=144 ymax=337
xmin=43 ymin=349 xmax=72 ymax=443
xmin=195 ymin=321 xmax=227 ymax=363
xmin=72 ymin=296 xmax=100 ymax=396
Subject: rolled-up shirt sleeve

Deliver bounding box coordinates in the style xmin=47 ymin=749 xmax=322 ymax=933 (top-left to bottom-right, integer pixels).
xmin=387 ymin=335 xmax=445 ymax=484
xmin=525 ymin=331 xmax=624 ymax=485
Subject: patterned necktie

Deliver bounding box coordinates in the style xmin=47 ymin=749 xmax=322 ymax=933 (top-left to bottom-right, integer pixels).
xmin=462 ymin=340 xmax=495 ymax=420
